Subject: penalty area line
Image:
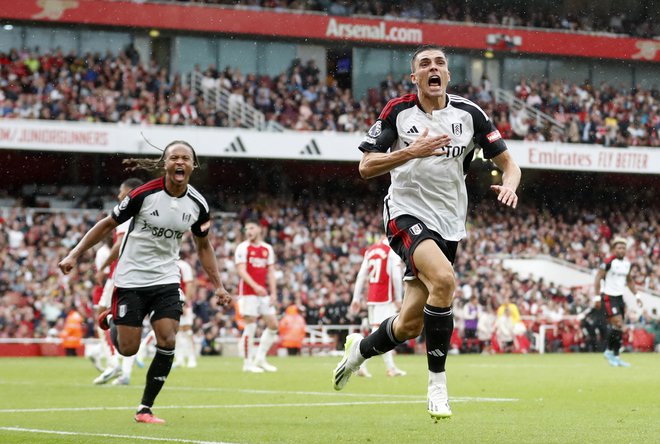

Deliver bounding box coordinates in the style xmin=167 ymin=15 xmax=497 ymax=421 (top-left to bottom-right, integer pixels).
xmin=0 ymin=426 xmax=236 ymax=444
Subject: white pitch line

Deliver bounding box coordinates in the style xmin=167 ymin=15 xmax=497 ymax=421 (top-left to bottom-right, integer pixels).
xmin=0 ymin=397 xmax=516 ymax=414
xmin=0 ymin=380 xmax=516 ymax=401
xmin=0 ymin=426 xmax=236 ymax=444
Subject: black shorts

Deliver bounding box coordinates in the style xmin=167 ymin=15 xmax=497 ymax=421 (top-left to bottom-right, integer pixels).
xmin=386 ymin=215 xmax=458 ymax=279
xmin=112 ymin=284 xmax=184 ymax=327
xmin=601 ymin=294 xmax=625 ymax=318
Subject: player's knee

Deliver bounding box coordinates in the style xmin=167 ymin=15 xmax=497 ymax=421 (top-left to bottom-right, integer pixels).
xmin=395 ymin=318 xmax=424 ymax=340
xmin=427 ymin=269 xmax=456 ymax=301
xmin=118 ymin=342 xmax=139 ymax=356
xmin=155 ymin=330 xmax=177 ymax=349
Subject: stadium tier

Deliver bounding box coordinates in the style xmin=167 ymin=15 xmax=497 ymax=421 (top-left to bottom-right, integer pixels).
xmin=0 ymin=0 xmax=658 ymax=357
xmin=0 ymin=48 xmax=657 ymax=147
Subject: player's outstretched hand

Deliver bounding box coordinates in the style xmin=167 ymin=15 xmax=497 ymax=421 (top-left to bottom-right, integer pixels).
xmin=214 ymin=287 xmax=232 ymax=306
xmin=490 ymin=185 xmax=518 ymax=208
xmin=58 ymin=256 xmax=76 ymax=275
xmin=408 ymin=128 xmax=451 ymax=158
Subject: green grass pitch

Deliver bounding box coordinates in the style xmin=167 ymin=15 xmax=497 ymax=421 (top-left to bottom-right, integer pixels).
xmin=0 ymin=353 xmax=658 ymax=443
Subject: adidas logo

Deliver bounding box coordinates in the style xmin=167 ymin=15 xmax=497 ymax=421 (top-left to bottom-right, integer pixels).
xmin=427 ymin=349 xmax=445 ymax=357
xmin=224 ymin=137 xmax=246 ymax=153
xmin=150 ymin=210 xmax=159 ymax=217
xmin=406 ymin=126 xmax=419 ymax=134
xmin=300 ymin=139 xmax=321 ymax=156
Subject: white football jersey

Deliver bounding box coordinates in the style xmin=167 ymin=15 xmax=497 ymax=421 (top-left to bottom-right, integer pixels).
xmin=359 ymin=93 xmax=507 ymax=241
xmin=600 ymin=256 xmax=631 ymax=296
xmin=112 ymin=177 xmax=210 ymax=288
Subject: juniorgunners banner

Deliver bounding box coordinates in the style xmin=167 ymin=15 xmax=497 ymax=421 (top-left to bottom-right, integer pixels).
xmin=0 ymin=119 xmax=658 ymax=174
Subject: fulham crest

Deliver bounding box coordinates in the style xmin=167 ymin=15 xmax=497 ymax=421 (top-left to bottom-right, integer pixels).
xmin=451 ymin=123 xmax=463 ymax=137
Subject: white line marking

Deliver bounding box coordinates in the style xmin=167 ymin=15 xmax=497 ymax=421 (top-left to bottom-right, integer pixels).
xmin=0 ymin=380 xmax=518 ymax=401
xmin=0 ymin=426 xmax=236 ymax=444
xmin=0 ymin=397 xmax=516 ymax=414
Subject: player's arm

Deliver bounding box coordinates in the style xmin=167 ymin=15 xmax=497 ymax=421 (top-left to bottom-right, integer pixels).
xmin=359 ymin=128 xmax=452 ymax=179
xmin=594 ymin=268 xmax=606 ymax=295
xmin=236 ymin=263 xmax=267 ymax=296
xmin=351 ymin=257 xmax=369 ymax=313
xmin=59 ymin=216 xmax=119 ymax=274
xmin=389 ymin=253 xmax=403 ymax=308
xmin=626 ymin=271 xmax=636 ymax=295
xmin=490 ymin=150 xmax=521 ymax=209
xmin=185 ymin=276 xmax=196 ymax=301
xmin=193 ymin=234 xmax=231 ymax=305
xmin=472 ymin=106 xmax=520 ymax=209
xmin=96 ymin=232 xmax=124 ymax=283
xmin=267 ymin=263 xmax=277 ymax=304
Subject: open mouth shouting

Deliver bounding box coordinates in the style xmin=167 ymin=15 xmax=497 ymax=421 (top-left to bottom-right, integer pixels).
xmin=428 ymin=75 xmax=442 ymax=91
xmin=174 ymin=167 xmax=186 ymax=181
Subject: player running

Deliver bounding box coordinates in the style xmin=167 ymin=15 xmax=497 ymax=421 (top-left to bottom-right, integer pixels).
xmin=351 ymin=236 xmax=406 ymax=378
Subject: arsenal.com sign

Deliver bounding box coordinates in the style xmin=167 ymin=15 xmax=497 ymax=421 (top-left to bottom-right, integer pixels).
xmin=325 ymin=18 xmax=423 ymax=44
xmin=0 ymin=0 xmax=657 ymax=61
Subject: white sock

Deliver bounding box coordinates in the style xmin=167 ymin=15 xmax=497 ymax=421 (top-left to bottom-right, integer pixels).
xmin=121 ymin=355 xmax=135 ymax=379
xmin=382 ymin=350 xmax=395 ymax=370
xmin=429 ymin=370 xmax=447 ymax=386
xmin=256 ymin=329 xmax=278 ymax=362
xmin=241 ymin=323 xmax=257 ymax=363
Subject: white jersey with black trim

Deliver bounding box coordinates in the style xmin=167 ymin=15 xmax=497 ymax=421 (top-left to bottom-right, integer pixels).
xmin=600 ymin=255 xmax=631 ymax=296
xmin=112 ymin=177 xmax=211 ymax=288
xmin=359 ymin=93 xmax=507 ymax=241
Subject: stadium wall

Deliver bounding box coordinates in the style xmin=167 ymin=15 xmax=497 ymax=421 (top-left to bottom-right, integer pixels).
xmin=1 ymin=119 xmax=658 ymax=174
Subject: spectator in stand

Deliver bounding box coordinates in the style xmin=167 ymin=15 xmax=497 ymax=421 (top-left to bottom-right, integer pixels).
xmin=0 ymin=175 xmax=658 ymax=355
xmin=476 ymin=304 xmax=496 ymax=354
xmin=495 ymin=306 xmax=515 ymax=353
xmin=200 ymin=327 xmax=221 ymax=356
xmin=462 ymin=295 xmax=480 ymax=352
xmin=497 ymin=295 xmax=521 ymax=325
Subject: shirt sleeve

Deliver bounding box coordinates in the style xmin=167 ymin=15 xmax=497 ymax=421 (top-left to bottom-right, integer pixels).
xmin=191 ymin=207 xmax=210 ymax=238
xmin=358 ymin=116 xmax=398 ymax=153
xmin=234 ymin=242 xmax=247 ymax=264
xmin=471 ymin=106 xmax=507 ymax=159
xmin=266 ymin=244 xmax=276 ymax=266
xmin=112 ymin=194 xmax=142 ymax=225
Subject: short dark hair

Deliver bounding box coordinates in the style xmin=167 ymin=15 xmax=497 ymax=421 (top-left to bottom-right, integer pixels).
xmin=410 ymin=45 xmax=446 ymax=72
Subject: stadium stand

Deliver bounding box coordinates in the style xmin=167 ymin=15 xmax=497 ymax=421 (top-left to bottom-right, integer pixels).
xmin=1 ymin=48 xmax=657 ymax=147
xmin=1 ymin=179 xmax=658 ymax=353
xmin=0 ymin=0 xmax=657 ymax=358
xmin=127 ymin=1 xmax=658 ymax=38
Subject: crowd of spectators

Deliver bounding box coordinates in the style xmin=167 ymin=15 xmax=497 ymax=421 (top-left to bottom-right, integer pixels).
xmin=131 ymin=0 xmax=658 ymax=38
xmin=1 ymin=47 xmax=658 ymax=147
xmin=1 ymin=183 xmax=658 ymax=354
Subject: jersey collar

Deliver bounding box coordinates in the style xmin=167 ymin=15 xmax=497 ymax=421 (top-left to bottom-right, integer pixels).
xmin=416 ymin=93 xmax=451 ymax=118
xmin=161 ymin=176 xmax=189 ymax=198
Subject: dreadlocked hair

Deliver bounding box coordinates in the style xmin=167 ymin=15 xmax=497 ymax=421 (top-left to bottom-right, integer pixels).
xmin=122 ymin=140 xmax=200 ymax=172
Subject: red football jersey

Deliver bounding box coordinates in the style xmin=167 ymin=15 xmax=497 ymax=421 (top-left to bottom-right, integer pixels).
xmin=234 ymin=240 xmax=275 ymax=296
xmin=365 ymin=240 xmax=395 ymax=304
